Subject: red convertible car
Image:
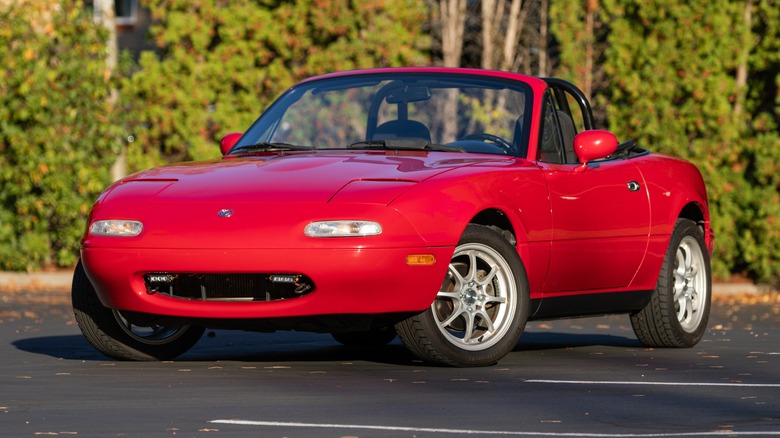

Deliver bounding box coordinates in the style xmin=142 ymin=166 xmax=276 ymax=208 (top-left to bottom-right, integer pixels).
xmin=73 ymin=67 xmax=713 ymax=366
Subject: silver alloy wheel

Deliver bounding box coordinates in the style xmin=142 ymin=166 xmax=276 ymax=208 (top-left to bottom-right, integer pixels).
xmin=433 ymin=242 xmax=517 ymax=351
xmin=112 ymin=310 xmax=190 ymax=346
xmin=674 ymin=235 xmax=707 ymax=332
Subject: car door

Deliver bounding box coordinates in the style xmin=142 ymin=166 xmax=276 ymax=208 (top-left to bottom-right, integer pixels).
xmin=536 ymin=87 xmax=650 ymax=293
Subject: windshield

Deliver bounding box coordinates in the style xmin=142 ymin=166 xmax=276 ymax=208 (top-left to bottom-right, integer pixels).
xmin=233 ymin=72 xmax=533 ymax=156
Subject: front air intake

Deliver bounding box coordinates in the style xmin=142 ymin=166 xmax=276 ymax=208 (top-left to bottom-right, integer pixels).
xmin=143 ymin=273 xmax=314 ymax=302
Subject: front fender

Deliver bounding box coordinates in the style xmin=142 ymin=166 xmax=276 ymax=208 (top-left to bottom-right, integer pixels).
xmin=389 ymin=160 xmax=551 ymax=246
xmin=389 ymin=161 xmax=552 ymax=297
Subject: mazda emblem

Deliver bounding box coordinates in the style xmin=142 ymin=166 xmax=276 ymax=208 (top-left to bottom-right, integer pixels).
xmin=217 ymin=209 xmax=234 ymax=218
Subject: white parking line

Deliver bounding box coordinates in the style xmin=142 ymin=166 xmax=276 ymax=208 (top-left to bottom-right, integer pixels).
xmin=209 ymin=420 xmax=780 ymax=437
xmin=212 ymin=380 xmax=780 ymax=436
xmin=523 ymin=379 xmax=780 ymax=388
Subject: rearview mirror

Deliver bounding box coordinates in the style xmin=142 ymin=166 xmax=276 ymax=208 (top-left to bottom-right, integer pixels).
xmin=219 ymin=132 xmax=243 ymax=156
xmin=385 ymin=86 xmax=432 ymax=104
xmin=573 ymin=130 xmax=618 ymax=164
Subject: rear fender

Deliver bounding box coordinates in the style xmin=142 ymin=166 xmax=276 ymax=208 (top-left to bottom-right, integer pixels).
xmin=629 ymin=155 xmax=711 ymax=290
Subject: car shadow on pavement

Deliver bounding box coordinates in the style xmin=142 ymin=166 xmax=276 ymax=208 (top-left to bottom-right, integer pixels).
xmin=12 ymin=335 xmax=107 ymax=361
xmin=11 ymin=331 xmax=424 ymax=366
xmin=13 ymin=330 xmax=643 ymax=365
xmin=517 ymin=331 xmax=643 ymax=351
xmin=186 ymin=343 xmax=422 ymax=366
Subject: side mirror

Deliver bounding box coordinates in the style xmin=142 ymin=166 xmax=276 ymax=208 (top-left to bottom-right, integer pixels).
xmin=219 ymin=132 xmax=243 ymax=156
xmin=573 ymin=130 xmax=618 ymax=164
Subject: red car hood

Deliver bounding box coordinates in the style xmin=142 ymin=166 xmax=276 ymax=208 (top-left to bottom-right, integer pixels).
xmin=105 ymin=151 xmax=508 ymax=204
xmin=86 ymin=151 xmax=511 ymax=250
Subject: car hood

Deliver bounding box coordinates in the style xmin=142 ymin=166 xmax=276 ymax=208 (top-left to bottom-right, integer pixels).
xmin=104 ymin=151 xmax=509 ymax=205
xmin=87 ymin=151 xmax=513 ymax=250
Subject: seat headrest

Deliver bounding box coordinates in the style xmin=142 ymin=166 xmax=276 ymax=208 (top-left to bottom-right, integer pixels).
xmin=371 ymin=120 xmax=431 ymax=142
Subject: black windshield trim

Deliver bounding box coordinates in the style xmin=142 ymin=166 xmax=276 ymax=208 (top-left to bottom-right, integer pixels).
xmin=348 ymin=139 xmax=465 ymax=153
xmin=228 ymin=142 xmax=315 ymax=155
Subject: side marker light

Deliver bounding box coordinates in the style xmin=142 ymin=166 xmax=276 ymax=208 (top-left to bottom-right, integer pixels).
xmin=406 ymin=254 xmax=436 ymax=266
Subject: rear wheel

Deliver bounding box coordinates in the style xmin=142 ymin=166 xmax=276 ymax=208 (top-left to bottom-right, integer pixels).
xmin=631 ymin=219 xmax=711 ymax=347
xmin=396 ymin=225 xmax=529 ymax=366
xmin=72 ymin=261 xmax=204 ymax=361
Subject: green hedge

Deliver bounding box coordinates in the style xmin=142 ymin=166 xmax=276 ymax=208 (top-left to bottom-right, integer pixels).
xmin=552 ymin=0 xmax=780 ymax=286
xmin=120 ymin=0 xmax=431 ymax=163
xmin=1 ymin=0 xmax=778 ymax=287
xmin=0 ymin=1 xmax=123 ymax=270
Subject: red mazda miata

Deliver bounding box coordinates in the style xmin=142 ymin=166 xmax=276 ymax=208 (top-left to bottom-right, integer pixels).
xmin=73 ymin=67 xmax=713 ymax=366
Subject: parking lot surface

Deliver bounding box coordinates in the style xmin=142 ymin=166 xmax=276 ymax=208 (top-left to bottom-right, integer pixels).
xmin=1 ymin=288 xmax=778 ymax=437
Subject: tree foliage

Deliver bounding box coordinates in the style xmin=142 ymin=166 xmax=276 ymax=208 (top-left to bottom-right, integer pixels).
xmin=550 ymin=0 xmax=780 ymax=284
xmin=120 ymin=0 xmax=430 ymax=164
xmin=1 ymin=0 xmax=779 ymax=286
xmin=0 ymin=0 xmax=121 ymax=270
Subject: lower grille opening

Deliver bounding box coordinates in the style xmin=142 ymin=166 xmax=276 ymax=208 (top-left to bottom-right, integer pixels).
xmin=144 ymin=273 xmax=314 ymax=302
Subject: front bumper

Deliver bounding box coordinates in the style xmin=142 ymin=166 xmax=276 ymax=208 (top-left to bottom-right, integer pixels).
xmin=81 ymin=245 xmax=453 ymax=319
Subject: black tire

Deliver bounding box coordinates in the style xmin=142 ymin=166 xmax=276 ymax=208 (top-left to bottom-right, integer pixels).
xmin=331 ymin=327 xmax=397 ymax=347
xmin=631 ymin=218 xmax=711 ymax=347
xmin=72 ymin=260 xmax=204 ymax=361
xmin=395 ymin=225 xmax=530 ymax=367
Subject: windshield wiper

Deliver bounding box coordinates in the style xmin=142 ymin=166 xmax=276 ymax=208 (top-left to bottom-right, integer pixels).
xmin=348 ymin=139 xmax=464 ymax=153
xmin=229 ymin=142 xmax=315 ymax=155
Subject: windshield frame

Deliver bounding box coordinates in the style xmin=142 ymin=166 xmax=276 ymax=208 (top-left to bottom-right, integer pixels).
xmin=231 ymin=71 xmax=535 ymax=158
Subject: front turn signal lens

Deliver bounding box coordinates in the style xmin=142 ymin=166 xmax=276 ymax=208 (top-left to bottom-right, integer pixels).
xmin=304 ymin=220 xmax=382 ymax=237
xmin=406 ymin=254 xmax=436 ymax=266
xmin=89 ymin=220 xmax=143 ymax=237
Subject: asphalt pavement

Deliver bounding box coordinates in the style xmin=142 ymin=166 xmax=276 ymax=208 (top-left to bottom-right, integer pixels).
xmin=1 ymin=282 xmax=778 ymax=437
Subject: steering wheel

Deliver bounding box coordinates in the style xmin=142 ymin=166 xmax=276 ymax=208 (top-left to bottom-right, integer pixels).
xmin=457 ymin=133 xmax=513 ymax=152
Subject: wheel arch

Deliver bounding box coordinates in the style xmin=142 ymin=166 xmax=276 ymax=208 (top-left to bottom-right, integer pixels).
xmin=678 ymin=201 xmax=704 ymax=225
xmin=469 ymin=208 xmax=518 ymax=246
xmin=677 ymin=201 xmax=713 ymax=254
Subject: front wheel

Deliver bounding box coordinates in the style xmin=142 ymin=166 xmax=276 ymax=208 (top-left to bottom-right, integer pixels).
xmin=631 ymin=218 xmax=711 ymax=347
xmin=395 ymin=225 xmax=530 ymax=367
xmin=72 ymin=261 xmax=204 ymax=361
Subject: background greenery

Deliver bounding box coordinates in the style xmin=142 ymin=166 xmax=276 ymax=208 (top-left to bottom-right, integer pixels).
xmin=1 ymin=0 xmax=778 ymax=286
xmin=0 ymin=1 xmax=123 ymax=270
